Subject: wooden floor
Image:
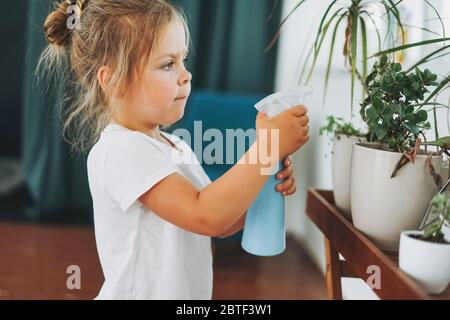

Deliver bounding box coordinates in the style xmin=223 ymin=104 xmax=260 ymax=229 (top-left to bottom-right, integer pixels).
xmin=212 ymin=238 xmax=327 ymax=299
xmin=0 ymin=222 xmax=327 ymax=300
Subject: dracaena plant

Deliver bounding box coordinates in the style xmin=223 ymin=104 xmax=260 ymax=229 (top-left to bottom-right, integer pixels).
xmin=267 ymin=0 xmax=408 ymax=111
xmin=360 ymin=54 xmax=439 ymax=152
xmin=267 ymin=0 xmax=447 ymax=117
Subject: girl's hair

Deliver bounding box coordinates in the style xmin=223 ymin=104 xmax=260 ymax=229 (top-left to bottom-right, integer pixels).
xmin=38 ymin=0 xmax=190 ymax=154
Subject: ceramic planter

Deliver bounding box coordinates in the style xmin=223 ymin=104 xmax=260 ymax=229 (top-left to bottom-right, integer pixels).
xmin=332 ymin=134 xmax=364 ymax=219
xmin=399 ymin=230 xmax=450 ymax=294
xmin=351 ymin=143 xmax=442 ymax=251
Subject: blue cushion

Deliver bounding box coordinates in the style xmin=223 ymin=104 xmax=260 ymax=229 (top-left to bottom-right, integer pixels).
xmin=168 ymin=90 xmax=264 ymax=180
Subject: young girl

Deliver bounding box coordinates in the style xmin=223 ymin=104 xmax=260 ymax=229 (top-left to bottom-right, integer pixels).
xmin=41 ymin=0 xmax=309 ymax=299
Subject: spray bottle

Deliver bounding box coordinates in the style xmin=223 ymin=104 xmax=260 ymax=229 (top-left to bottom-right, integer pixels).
xmin=241 ymin=86 xmax=312 ymax=256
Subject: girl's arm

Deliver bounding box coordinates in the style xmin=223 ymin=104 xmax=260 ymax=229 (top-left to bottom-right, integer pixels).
xmin=139 ymin=106 xmax=308 ymax=237
xmin=218 ymin=211 xmax=247 ymax=239
xmin=138 ymin=138 xmax=271 ymax=237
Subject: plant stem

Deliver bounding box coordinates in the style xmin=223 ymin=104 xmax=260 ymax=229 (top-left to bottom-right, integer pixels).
xmin=433 ymin=104 xmax=439 ymax=140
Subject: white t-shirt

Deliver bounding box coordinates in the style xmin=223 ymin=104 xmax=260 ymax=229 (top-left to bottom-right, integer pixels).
xmin=87 ymin=123 xmax=213 ymax=300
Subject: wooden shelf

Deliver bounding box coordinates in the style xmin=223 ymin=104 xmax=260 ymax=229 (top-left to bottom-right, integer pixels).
xmin=306 ymin=189 xmax=450 ymax=300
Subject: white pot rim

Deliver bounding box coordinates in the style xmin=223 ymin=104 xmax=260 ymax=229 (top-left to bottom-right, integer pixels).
xmin=355 ymin=142 xmax=442 ymax=159
xmin=401 ymin=230 xmax=450 ymax=247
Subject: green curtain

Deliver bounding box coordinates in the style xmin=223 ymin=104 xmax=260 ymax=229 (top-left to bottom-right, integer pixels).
xmin=22 ymin=0 xmax=92 ymax=224
xmin=174 ymin=0 xmax=280 ymax=93
xmin=21 ymin=0 xmax=281 ymax=223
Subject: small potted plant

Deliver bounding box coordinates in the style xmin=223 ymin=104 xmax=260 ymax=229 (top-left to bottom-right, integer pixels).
xmin=350 ymin=55 xmax=444 ymax=251
xmin=399 ymin=192 xmax=450 ymax=295
xmin=319 ymin=116 xmax=365 ymax=218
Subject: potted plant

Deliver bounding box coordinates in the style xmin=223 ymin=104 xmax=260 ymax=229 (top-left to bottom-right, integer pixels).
xmin=319 ymin=116 xmax=365 ymax=218
xmin=268 ymin=0 xmax=410 ymax=218
xmin=399 ymin=192 xmax=450 ymax=294
xmin=351 ymin=55 xmax=444 ymax=251
xmin=268 ymin=0 xmax=448 ymax=222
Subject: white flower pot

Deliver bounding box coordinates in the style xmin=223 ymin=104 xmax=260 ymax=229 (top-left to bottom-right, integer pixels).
xmin=351 ymin=143 xmax=442 ymax=252
xmin=399 ymin=230 xmax=450 ymax=295
xmin=332 ymin=134 xmax=363 ymax=219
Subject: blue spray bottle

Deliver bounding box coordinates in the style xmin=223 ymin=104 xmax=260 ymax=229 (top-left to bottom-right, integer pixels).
xmin=241 ymin=86 xmax=312 ymax=256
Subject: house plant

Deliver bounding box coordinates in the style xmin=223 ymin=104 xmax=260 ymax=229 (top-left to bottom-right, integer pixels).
xmin=351 ymin=55 xmax=444 ymax=251
xmin=399 ymin=192 xmax=450 ymax=294
xmin=270 ymin=0 xmax=410 ymax=217
xmin=267 ymin=0 xmax=412 ymax=216
xmin=268 ymin=1 xmax=448 ymax=222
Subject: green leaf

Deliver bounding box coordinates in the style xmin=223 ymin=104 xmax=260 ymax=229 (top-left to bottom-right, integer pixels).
xmin=386 ymin=0 xmax=406 ymax=45
xmin=324 ymin=14 xmax=347 ymax=100
xmin=265 ymin=0 xmax=309 ymax=52
xmin=373 ymin=97 xmax=385 ymax=113
xmin=361 ymin=11 xmax=381 ymax=51
xmin=398 ymin=104 xmax=405 ymax=118
xmin=406 ymin=105 xmax=414 ymax=114
xmin=416 ymin=110 xmax=428 ymax=122
xmin=372 ymin=38 xmax=450 ymax=57
xmin=403 ymin=87 xmax=412 ymax=98
xmin=406 ymin=45 xmax=450 ymax=73
xmin=393 ymin=63 xmax=402 ymax=72
xmin=360 ymin=17 xmax=368 ymax=97
xmin=415 ymin=68 xmax=423 ymax=82
xmin=425 ymin=75 xmax=450 ymax=103
xmin=373 ymin=123 xmax=387 ymax=140
xmin=405 ymin=113 xmax=415 ymax=122
xmin=421 ymin=136 xmax=450 ymax=147
xmin=424 ymin=0 xmax=446 ymax=41
xmin=366 ymin=107 xmax=379 ymax=120
xmin=350 ymin=8 xmax=359 ymax=114
xmin=403 ymin=123 xmax=420 ymax=134
xmin=383 ymin=109 xmax=394 ymax=123
xmin=314 ymin=0 xmax=340 ymax=50
xmin=306 ymin=7 xmax=346 ymax=83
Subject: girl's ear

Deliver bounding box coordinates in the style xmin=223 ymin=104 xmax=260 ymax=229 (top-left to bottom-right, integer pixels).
xmin=97 ymin=66 xmax=112 ymax=94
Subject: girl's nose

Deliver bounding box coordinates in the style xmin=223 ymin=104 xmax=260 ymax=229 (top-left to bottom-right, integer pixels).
xmin=179 ymin=70 xmax=192 ymax=86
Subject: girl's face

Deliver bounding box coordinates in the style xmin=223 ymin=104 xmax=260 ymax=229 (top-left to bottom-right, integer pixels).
xmin=115 ymin=17 xmax=192 ymax=131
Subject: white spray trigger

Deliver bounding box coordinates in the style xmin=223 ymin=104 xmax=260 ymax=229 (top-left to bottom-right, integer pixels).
xmin=255 ymin=86 xmax=312 ymax=117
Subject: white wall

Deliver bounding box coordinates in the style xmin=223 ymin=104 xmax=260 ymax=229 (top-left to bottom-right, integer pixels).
xmin=275 ymin=0 xmax=449 ymax=300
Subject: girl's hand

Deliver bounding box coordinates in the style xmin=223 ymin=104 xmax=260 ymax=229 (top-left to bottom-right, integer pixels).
xmin=275 ymin=155 xmax=296 ymax=196
xmin=256 ymin=106 xmax=309 ymax=160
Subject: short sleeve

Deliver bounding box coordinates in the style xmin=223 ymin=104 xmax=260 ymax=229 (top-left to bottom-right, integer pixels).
xmin=177 ymin=137 xmax=212 ymax=186
xmin=199 ymin=165 xmax=212 ymax=186
xmin=101 ymin=134 xmax=178 ymax=213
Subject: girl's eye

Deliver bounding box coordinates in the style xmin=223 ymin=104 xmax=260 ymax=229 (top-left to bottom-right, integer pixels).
xmin=162 ymin=58 xmax=190 ymax=71
xmin=162 ymin=61 xmax=175 ymax=71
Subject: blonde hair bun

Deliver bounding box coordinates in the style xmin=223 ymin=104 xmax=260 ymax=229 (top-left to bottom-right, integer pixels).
xmin=44 ymin=1 xmax=73 ymax=47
